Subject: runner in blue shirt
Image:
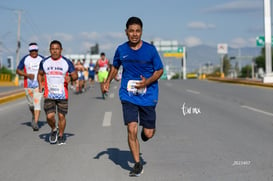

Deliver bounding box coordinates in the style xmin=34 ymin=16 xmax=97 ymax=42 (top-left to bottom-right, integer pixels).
xmin=104 ymin=16 xmax=163 ymax=177
xmin=88 ymin=59 xmax=96 ymax=88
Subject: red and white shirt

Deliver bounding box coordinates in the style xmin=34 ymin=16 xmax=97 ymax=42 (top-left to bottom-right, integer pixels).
xmin=39 ymin=56 xmax=75 ymax=99
xmin=97 ymin=59 xmax=109 ymax=72
xmin=17 ymin=54 xmax=44 ymax=88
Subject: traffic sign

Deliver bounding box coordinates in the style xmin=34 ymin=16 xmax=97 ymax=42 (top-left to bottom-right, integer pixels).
xmin=217 ymin=44 xmax=228 ymax=54
xmin=256 ymin=36 xmax=273 ymax=46
xmin=163 ymin=52 xmax=183 ymax=58
xmin=163 ymin=47 xmax=183 ymax=58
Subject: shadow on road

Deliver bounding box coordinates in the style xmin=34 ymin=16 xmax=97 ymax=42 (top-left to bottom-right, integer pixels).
xmin=21 ymin=120 xmax=47 ymax=129
xmin=95 ymin=96 xmax=105 ymax=100
xmin=39 ymin=132 xmax=75 ymax=143
xmin=93 ymin=148 xmax=146 ymax=171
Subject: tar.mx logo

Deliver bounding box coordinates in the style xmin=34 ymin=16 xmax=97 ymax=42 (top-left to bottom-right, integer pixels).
xmin=181 ymin=102 xmax=201 ymax=116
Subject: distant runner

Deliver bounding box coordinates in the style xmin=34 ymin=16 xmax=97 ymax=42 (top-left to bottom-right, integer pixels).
xmin=95 ymin=52 xmax=110 ymax=99
xmin=88 ymin=59 xmax=96 ymax=88
xmin=16 ymin=42 xmax=44 ymax=131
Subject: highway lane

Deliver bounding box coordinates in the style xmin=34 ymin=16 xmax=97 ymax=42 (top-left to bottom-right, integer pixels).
xmin=158 ymin=80 xmax=273 ymax=180
xmin=0 ymin=80 xmax=273 ymax=181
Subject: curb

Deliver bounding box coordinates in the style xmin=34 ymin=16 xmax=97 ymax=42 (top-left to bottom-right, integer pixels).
xmin=207 ymin=77 xmax=273 ymax=88
xmin=0 ymin=91 xmax=25 ymax=104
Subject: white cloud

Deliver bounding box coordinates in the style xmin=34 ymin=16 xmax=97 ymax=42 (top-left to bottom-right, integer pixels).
xmin=106 ymin=32 xmax=124 ymax=39
xmin=184 ymin=36 xmax=202 ymax=47
xmin=80 ymin=32 xmax=101 ymax=40
xmin=204 ymin=1 xmax=262 ymax=13
xmin=187 ymin=21 xmax=216 ymax=30
xmin=229 ymin=37 xmax=256 ymax=48
xmin=53 ymin=33 xmax=73 ymax=41
xmin=79 ymin=32 xmax=123 ymax=40
xmin=81 ymin=41 xmax=93 ymax=51
xmin=247 ymin=37 xmax=257 ymax=47
xmin=28 ymin=35 xmax=39 ymax=43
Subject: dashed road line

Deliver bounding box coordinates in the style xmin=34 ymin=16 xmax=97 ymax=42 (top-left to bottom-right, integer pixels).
xmin=102 ymin=111 xmax=112 ymax=127
xmin=241 ymin=105 xmax=273 ymax=117
xmin=186 ymin=89 xmax=200 ymax=94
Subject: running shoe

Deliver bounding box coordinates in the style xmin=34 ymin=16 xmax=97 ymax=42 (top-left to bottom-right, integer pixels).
xmin=32 ymin=122 xmax=39 ymax=131
xmin=129 ymin=162 xmax=144 ymax=177
xmin=49 ymin=129 xmax=58 ymax=144
xmin=141 ymin=128 xmax=149 ymax=142
xmin=57 ymin=136 xmax=66 ymax=145
xmin=31 ymin=117 xmax=35 ymax=128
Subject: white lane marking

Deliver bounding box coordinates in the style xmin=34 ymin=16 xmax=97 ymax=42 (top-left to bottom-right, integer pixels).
xmin=102 ymin=112 xmax=112 ymax=127
xmin=0 ymin=100 xmax=26 ymax=112
xmin=186 ymin=89 xmax=200 ymax=94
xmin=241 ymin=105 xmax=273 ymax=117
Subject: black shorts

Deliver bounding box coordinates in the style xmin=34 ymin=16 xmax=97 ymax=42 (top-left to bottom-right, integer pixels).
xmin=44 ymin=99 xmax=68 ymax=115
xmin=88 ymin=74 xmax=95 ymax=80
xmin=121 ymin=100 xmax=156 ymax=129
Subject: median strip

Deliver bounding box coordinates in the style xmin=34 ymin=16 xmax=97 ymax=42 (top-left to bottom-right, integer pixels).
xmin=0 ymin=91 xmax=25 ymax=104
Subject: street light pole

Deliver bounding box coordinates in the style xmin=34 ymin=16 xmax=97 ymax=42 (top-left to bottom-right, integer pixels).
xmin=263 ymin=0 xmax=273 ymax=83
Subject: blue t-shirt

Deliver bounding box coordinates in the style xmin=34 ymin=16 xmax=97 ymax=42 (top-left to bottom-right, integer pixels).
xmin=88 ymin=63 xmax=95 ymax=76
xmin=113 ymin=41 xmax=163 ymax=106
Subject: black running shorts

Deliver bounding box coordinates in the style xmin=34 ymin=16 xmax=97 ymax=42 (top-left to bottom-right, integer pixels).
xmin=121 ymin=100 xmax=156 ymax=129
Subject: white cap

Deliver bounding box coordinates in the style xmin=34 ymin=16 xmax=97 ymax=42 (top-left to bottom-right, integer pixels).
xmin=29 ymin=44 xmax=39 ymax=51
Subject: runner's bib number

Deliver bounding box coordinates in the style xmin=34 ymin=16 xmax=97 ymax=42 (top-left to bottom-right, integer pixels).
xmin=49 ymin=84 xmax=63 ymax=94
xmin=99 ymin=67 xmax=107 ymax=72
xmin=29 ymin=62 xmax=40 ymax=71
xmin=127 ymin=80 xmax=147 ymax=96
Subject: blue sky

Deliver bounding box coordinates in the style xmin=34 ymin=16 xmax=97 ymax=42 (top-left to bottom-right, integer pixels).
xmin=0 ymin=0 xmax=264 ymax=59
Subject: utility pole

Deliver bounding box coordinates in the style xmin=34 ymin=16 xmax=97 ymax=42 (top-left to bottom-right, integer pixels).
xmin=263 ymin=0 xmax=273 ymax=83
xmin=14 ymin=10 xmax=22 ymax=86
xmin=15 ymin=10 xmax=22 ymax=68
xmin=182 ymin=46 xmax=186 ymax=80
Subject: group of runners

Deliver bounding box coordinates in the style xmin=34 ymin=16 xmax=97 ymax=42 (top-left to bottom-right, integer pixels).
xmin=16 ymin=16 xmax=163 ymax=177
xmin=17 ymin=40 xmax=111 ymax=144
xmin=70 ymin=52 xmax=110 ymax=97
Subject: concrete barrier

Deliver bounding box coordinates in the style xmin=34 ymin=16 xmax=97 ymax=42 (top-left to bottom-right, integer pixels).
xmin=207 ymin=77 xmax=273 ymax=88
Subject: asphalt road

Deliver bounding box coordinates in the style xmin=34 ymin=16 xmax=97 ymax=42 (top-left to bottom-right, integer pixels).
xmin=0 ymin=86 xmax=23 ymax=94
xmin=0 ymin=80 xmax=273 ymax=181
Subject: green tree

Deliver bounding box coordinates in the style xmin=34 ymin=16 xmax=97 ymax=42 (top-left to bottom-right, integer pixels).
xmin=0 ymin=66 xmax=16 ymax=81
xmin=254 ymin=47 xmax=273 ymax=71
xmin=223 ymin=55 xmax=231 ymax=76
xmin=240 ymin=65 xmax=252 ymax=78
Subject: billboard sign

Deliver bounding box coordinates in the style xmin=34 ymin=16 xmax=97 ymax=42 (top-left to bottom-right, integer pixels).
xmin=217 ymin=44 xmax=228 ymax=54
